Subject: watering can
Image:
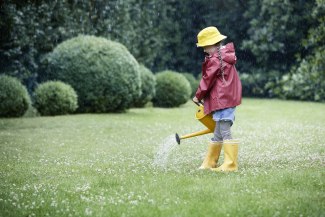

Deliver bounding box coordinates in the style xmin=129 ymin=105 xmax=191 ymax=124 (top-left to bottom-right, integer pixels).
xmin=175 ymin=101 xmax=215 ymax=144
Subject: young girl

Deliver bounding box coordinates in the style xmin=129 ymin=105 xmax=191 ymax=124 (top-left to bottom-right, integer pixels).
xmin=193 ymin=26 xmax=242 ymax=172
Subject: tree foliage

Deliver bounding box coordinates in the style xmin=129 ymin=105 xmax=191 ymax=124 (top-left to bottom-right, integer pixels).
xmin=277 ymin=0 xmax=325 ymax=102
xmin=0 ymin=0 xmax=324 ymax=102
xmin=242 ymin=0 xmax=315 ymax=72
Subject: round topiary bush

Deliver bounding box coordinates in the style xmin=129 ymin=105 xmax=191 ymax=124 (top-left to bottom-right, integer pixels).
xmin=34 ymin=81 xmax=78 ymax=116
xmin=44 ymin=35 xmax=141 ymax=113
xmin=0 ymin=75 xmax=31 ymax=117
xmin=181 ymin=72 xmax=200 ymax=97
xmin=133 ymin=64 xmax=156 ymax=107
xmin=153 ymin=70 xmax=191 ymax=107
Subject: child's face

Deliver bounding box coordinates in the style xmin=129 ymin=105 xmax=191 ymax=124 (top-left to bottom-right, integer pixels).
xmin=203 ymin=45 xmax=217 ymax=55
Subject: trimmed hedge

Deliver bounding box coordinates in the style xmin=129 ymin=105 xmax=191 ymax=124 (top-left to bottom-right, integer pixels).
xmin=153 ymin=70 xmax=191 ymax=107
xmin=44 ymin=35 xmax=141 ymax=113
xmin=0 ymin=75 xmax=31 ymax=117
xmin=133 ymin=65 xmax=156 ymax=107
xmin=34 ymin=81 xmax=78 ymax=116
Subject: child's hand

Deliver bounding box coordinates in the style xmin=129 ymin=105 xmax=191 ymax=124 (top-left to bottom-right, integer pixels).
xmin=192 ymin=96 xmax=199 ymax=103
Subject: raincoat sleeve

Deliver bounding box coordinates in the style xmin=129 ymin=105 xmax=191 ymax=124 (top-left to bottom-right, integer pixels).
xmin=195 ymin=60 xmax=219 ymax=101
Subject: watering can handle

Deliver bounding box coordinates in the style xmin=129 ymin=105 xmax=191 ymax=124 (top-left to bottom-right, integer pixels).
xmin=192 ymin=99 xmax=203 ymax=107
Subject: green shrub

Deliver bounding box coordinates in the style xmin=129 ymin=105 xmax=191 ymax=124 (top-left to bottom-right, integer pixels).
xmin=0 ymin=75 xmax=31 ymax=117
xmin=181 ymin=72 xmax=199 ymax=97
xmin=240 ymin=70 xmax=281 ymax=98
xmin=44 ymin=35 xmax=141 ymax=113
xmin=276 ymin=48 xmax=325 ymax=102
xmin=153 ymin=70 xmax=191 ymax=107
xmin=240 ymin=72 xmax=266 ymax=97
xmin=283 ymin=70 xmax=325 ymax=101
xmin=133 ymin=65 xmax=156 ymax=107
xmin=239 ymin=69 xmax=277 ymax=97
xmin=34 ymin=81 xmax=78 ymax=116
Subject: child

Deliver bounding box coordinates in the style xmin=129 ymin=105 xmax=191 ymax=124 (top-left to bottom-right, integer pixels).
xmin=193 ymin=26 xmax=242 ymax=172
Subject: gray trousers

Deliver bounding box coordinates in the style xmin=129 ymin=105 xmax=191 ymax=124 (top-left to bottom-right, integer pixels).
xmin=212 ymin=121 xmax=232 ymax=142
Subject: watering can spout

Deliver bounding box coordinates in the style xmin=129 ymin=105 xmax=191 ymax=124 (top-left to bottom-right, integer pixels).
xmin=176 ymin=128 xmax=212 ymax=144
xmin=176 ymin=102 xmax=215 ymax=144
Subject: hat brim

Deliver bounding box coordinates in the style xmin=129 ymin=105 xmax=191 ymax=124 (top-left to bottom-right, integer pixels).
xmin=196 ymin=35 xmax=227 ymax=47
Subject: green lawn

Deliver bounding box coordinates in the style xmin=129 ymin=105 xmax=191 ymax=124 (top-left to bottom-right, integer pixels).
xmin=0 ymin=98 xmax=324 ymax=217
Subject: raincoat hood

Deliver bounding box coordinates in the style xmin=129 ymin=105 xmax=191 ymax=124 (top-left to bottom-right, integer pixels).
xmin=209 ymin=43 xmax=236 ymax=65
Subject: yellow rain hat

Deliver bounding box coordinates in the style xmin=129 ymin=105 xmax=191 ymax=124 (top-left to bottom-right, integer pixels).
xmin=196 ymin=26 xmax=227 ymax=47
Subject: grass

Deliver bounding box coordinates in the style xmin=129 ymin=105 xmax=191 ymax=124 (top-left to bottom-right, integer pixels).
xmin=0 ymin=98 xmax=324 ymax=217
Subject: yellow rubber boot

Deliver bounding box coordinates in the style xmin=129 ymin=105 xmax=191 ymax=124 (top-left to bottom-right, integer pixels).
xmin=211 ymin=140 xmax=239 ymax=172
xmin=199 ymin=141 xmax=222 ymax=169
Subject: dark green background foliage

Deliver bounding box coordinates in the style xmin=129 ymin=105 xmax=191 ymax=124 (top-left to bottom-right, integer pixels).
xmin=153 ymin=71 xmax=191 ymax=107
xmin=181 ymin=73 xmax=200 ymax=97
xmin=44 ymin=35 xmax=141 ymax=113
xmin=133 ymin=64 xmax=156 ymax=108
xmin=239 ymin=70 xmax=281 ymax=98
xmin=34 ymin=81 xmax=78 ymax=116
xmin=0 ymin=75 xmax=31 ymax=117
xmin=276 ymin=1 xmax=325 ymax=102
xmin=0 ymin=0 xmax=324 ymax=102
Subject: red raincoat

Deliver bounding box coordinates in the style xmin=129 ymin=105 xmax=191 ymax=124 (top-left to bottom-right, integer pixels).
xmin=195 ymin=42 xmax=242 ymax=115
